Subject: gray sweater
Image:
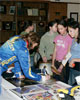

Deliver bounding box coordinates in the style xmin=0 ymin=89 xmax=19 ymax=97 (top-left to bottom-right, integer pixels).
xmin=39 ymin=31 xmax=58 ymax=60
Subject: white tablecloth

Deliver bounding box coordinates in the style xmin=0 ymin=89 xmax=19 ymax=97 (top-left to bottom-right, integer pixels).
xmin=0 ymin=77 xmax=22 ymax=100
xmin=0 ymin=77 xmax=80 ymax=100
xmin=0 ymin=87 xmax=22 ymax=100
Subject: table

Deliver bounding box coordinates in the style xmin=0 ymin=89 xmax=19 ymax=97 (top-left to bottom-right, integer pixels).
xmin=0 ymin=77 xmax=80 ymax=100
xmin=0 ymin=77 xmax=22 ymax=100
xmin=0 ymin=87 xmax=22 ymax=100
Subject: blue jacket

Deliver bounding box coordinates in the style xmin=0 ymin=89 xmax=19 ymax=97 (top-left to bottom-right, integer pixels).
xmin=0 ymin=35 xmax=42 ymax=81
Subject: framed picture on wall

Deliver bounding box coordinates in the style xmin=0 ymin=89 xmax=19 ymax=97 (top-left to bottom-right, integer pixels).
xmin=39 ymin=9 xmax=46 ymax=16
xmin=32 ymin=8 xmax=38 ymax=16
xmin=70 ymin=12 xmax=78 ymax=22
xmin=27 ymin=9 xmax=33 ymax=16
xmin=0 ymin=5 xmax=6 ymax=14
xmin=2 ymin=21 xmax=12 ymax=30
xmin=9 ymin=6 xmax=15 ymax=15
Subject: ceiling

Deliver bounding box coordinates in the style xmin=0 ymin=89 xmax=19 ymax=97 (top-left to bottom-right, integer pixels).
xmin=50 ymin=0 xmax=80 ymax=3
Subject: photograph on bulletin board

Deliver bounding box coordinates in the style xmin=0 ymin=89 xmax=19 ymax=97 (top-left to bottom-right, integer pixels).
xmin=70 ymin=12 xmax=78 ymax=22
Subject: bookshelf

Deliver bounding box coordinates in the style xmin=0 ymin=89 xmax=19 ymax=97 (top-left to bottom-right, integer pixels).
xmin=0 ymin=1 xmax=16 ymax=43
xmin=0 ymin=1 xmax=48 ymax=43
xmin=0 ymin=1 xmax=67 ymax=44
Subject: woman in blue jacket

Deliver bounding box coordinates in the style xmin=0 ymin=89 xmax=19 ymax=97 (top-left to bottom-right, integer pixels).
xmin=0 ymin=32 xmax=50 ymax=82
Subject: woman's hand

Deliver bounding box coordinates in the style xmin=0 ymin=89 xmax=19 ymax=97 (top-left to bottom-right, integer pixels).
xmin=45 ymin=75 xmax=50 ymax=80
xmin=18 ymin=75 xmax=25 ymax=79
xmin=57 ymin=64 xmax=63 ymax=73
xmin=41 ymin=75 xmax=50 ymax=82
xmin=51 ymin=65 xmax=60 ymax=75
xmin=69 ymin=59 xmax=75 ymax=67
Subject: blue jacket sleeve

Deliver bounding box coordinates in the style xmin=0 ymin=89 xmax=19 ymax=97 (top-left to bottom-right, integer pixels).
xmin=17 ymin=48 xmax=42 ymax=81
xmin=13 ymin=62 xmax=23 ymax=78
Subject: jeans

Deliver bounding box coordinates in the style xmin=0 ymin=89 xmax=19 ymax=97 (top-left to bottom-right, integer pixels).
xmin=0 ymin=64 xmax=1 ymax=94
xmin=68 ymin=68 xmax=80 ymax=85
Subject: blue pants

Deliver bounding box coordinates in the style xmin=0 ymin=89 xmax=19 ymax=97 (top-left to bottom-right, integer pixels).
xmin=0 ymin=64 xmax=2 ymax=94
xmin=68 ymin=68 xmax=80 ymax=85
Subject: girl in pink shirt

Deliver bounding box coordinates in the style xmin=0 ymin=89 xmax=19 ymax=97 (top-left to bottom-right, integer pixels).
xmin=52 ymin=19 xmax=72 ymax=82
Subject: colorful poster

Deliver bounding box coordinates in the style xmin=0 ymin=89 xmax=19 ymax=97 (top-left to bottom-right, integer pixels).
xmin=10 ymin=84 xmax=48 ymax=97
xmin=24 ymin=91 xmax=54 ymax=100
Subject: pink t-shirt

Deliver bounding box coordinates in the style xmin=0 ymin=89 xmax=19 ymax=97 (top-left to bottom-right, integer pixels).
xmin=54 ymin=34 xmax=72 ymax=61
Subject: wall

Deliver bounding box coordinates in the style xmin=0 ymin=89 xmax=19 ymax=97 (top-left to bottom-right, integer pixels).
xmin=0 ymin=1 xmax=49 ymax=43
xmin=67 ymin=4 xmax=80 ymax=22
xmin=50 ymin=0 xmax=80 ymax=22
xmin=48 ymin=2 xmax=67 ymax=22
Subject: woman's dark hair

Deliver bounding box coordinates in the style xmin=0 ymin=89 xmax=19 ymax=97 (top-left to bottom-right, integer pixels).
xmin=68 ymin=21 xmax=80 ymax=43
xmin=58 ymin=19 xmax=67 ymax=27
xmin=61 ymin=16 xmax=67 ymax=21
xmin=18 ymin=20 xmax=33 ymax=34
xmin=47 ymin=20 xmax=57 ymax=31
xmin=68 ymin=21 xmax=79 ymax=29
xmin=67 ymin=18 xmax=75 ymax=26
